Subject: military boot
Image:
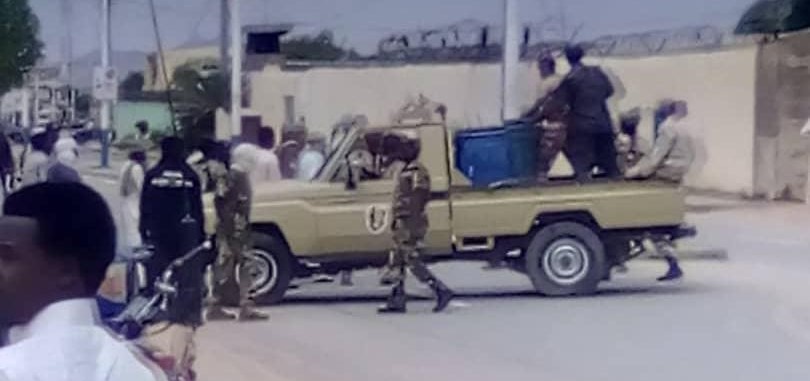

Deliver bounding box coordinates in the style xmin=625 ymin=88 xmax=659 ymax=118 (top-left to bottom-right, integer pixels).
xmin=432 ymin=281 xmax=455 ymax=313
xmin=237 ymin=303 xmax=270 ymax=321
xmin=657 ymin=256 xmax=684 ymax=282
xmin=377 ymin=282 xmax=407 ymax=314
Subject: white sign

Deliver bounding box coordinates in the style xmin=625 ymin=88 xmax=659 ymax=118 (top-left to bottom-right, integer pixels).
xmin=93 ymin=66 xmax=118 ymax=101
xmin=364 ymin=204 xmax=390 ymax=235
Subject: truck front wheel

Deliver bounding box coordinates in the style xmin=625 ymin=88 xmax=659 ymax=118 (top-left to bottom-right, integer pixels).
xmin=524 ymin=222 xmax=606 ymax=296
xmin=240 ymin=233 xmax=294 ymax=305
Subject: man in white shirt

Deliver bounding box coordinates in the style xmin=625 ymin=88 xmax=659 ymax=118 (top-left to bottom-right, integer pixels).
xmin=296 ymin=132 xmax=326 ymax=181
xmin=19 ymin=128 xmax=51 ymax=187
xmin=0 ymin=182 xmax=161 ymax=381
xmin=253 ymin=127 xmax=282 ymax=185
xmin=53 ymin=128 xmax=79 ymax=163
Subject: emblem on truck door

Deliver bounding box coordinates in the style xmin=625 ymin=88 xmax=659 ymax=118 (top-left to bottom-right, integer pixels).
xmin=365 ymin=204 xmax=390 ymax=235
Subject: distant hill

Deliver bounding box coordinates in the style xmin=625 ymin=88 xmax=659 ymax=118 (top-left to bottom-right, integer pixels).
xmin=60 ymin=50 xmax=148 ymax=90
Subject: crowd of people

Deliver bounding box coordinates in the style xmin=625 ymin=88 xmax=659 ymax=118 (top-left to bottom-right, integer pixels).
xmin=0 ymin=44 xmax=701 ymax=379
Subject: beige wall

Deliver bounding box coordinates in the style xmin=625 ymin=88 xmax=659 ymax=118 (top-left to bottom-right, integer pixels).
xmin=595 ymin=47 xmax=759 ymax=194
xmin=249 ymin=46 xmax=760 ymax=194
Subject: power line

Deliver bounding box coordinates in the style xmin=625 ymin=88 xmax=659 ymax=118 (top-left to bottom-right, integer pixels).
xmin=147 ymin=0 xmax=178 ymax=134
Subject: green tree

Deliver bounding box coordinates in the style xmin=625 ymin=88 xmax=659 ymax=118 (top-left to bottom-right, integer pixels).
xmin=0 ymin=0 xmax=43 ymax=94
xmin=171 ymin=59 xmax=227 ymax=145
xmin=281 ymin=30 xmax=359 ymax=61
xmin=120 ymin=72 xmax=145 ymax=100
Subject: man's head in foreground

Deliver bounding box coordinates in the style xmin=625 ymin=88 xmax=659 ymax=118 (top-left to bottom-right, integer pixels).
xmin=0 ymin=183 xmax=116 ymax=326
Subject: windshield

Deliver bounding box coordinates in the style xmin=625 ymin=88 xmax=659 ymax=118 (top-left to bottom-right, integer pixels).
xmin=313 ymin=127 xmax=353 ymax=181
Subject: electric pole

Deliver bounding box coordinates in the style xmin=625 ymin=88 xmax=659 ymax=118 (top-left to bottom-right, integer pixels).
xmin=220 ymin=0 xmax=230 ymax=76
xmin=501 ymin=0 xmax=520 ymax=121
xmin=229 ymin=0 xmax=242 ymax=141
xmin=100 ymin=0 xmax=112 ymax=167
xmin=62 ymin=0 xmax=75 ymax=122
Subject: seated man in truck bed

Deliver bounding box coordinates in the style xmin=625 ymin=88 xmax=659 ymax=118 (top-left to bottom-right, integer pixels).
xmin=624 ymin=100 xmax=694 ymax=183
xmin=625 ymin=100 xmax=694 ymax=282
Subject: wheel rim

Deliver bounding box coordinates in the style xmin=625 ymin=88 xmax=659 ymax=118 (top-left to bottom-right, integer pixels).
xmin=541 ymin=238 xmax=590 ymax=286
xmin=236 ymin=249 xmax=279 ymax=296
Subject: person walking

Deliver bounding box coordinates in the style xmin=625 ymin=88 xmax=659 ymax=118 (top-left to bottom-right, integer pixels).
xmin=206 ymin=143 xmax=268 ymax=321
xmin=253 ymin=127 xmax=282 ymax=185
xmin=139 ymin=137 xmax=206 ymax=374
xmin=377 ymin=131 xmax=454 ymax=314
xmin=0 ymin=132 xmax=15 ymax=196
xmin=19 ymin=128 xmax=52 ymax=187
xmin=119 ymin=145 xmax=148 ymax=251
xmin=0 ymin=183 xmax=160 ymax=380
xmin=557 ymin=45 xmax=620 ymax=181
xmin=53 ymin=127 xmax=79 ymax=161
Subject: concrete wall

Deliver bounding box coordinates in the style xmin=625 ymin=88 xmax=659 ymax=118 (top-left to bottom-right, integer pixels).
xmin=248 ymin=46 xmax=760 ymax=194
xmin=595 ymin=47 xmax=759 ymax=195
xmin=753 ymin=32 xmax=810 ymax=202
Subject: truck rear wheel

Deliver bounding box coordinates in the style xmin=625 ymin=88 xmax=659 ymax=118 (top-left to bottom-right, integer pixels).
xmin=524 ymin=222 xmax=606 ymax=296
xmin=241 ymin=233 xmax=293 ymax=305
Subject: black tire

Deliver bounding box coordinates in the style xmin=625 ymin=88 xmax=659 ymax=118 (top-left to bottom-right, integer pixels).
xmin=247 ymin=233 xmax=294 ymax=305
xmin=524 ymin=221 xmax=606 ymax=296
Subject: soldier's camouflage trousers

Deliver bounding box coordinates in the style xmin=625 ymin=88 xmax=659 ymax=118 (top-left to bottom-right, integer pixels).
xmin=384 ymin=230 xmax=441 ymax=287
xmin=212 ymin=225 xmax=254 ymax=307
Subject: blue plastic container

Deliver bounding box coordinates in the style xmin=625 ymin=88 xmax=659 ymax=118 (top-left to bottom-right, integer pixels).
xmin=455 ymin=122 xmax=537 ymax=187
xmin=506 ymin=122 xmax=538 ymax=180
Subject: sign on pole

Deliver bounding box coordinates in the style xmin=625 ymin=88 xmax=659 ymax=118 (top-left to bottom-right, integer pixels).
xmin=92 ymin=66 xmax=118 ymax=101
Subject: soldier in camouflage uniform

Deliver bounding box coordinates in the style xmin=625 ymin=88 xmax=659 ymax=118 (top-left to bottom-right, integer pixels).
xmin=205 ymin=143 xmax=269 ymax=321
xmin=378 ymin=132 xmax=454 ymax=314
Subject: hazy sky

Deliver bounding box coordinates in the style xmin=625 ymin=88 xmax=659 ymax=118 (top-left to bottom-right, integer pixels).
xmin=30 ymin=0 xmax=756 ymax=62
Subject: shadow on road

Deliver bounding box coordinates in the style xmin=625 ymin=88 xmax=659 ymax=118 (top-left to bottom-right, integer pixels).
xmin=274 ymin=283 xmax=707 ymax=306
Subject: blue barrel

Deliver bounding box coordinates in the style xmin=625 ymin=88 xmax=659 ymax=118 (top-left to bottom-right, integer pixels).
xmin=455 ymin=122 xmax=537 ymax=187
xmin=505 ymin=121 xmax=538 ymax=181
xmin=455 ymin=127 xmax=511 ymax=187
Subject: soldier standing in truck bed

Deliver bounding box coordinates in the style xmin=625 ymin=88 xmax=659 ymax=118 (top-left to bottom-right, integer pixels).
xmin=377 ymin=131 xmax=454 ymax=314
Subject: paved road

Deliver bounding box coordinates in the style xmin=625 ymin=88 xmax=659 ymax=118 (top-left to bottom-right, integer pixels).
xmin=79 ymin=153 xmax=810 ymax=381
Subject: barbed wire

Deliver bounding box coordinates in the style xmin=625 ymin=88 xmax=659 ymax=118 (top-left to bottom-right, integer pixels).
xmin=373 ymin=22 xmax=744 ymax=62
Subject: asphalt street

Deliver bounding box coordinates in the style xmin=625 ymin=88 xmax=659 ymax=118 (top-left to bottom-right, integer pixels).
xmin=78 ymin=150 xmax=810 ymax=381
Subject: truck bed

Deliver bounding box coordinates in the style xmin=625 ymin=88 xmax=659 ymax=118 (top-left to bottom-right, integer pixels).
xmin=449 ymin=180 xmax=686 ymax=238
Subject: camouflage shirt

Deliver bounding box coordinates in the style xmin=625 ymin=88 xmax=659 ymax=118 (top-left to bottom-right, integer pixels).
xmin=392 ymin=161 xmax=431 ymax=236
xmin=214 ymin=165 xmax=252 ymax=235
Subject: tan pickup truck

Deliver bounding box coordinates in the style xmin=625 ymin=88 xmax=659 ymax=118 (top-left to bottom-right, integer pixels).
xmin=205 ymin=122 xmax=695 ymax=304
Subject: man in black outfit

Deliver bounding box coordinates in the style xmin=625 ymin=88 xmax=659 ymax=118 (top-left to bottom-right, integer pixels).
xmin=557 ymin=45 xmax=620 ymax=181
xmin=139 ymin=136 xmax=206 ymax=326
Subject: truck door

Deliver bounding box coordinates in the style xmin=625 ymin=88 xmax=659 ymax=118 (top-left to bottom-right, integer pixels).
xmin=310 ymin=126 xmax=452 ymax=257
xmin=312 ymin=177 xmax=396 ymax=256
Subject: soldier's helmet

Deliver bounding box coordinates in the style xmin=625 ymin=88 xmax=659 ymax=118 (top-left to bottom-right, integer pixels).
xmin=384 ymin=129 xmax=420 ymax=162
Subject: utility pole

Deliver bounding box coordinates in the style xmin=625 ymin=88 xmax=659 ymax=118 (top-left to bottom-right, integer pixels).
xmin=229 ymin=0 xmax=242 ymax=141
xmin=501 ymin=0 xmax=520 ymax=122
xmin=220 ymin=0 xmax=230 ymax=76
xmin=62 ymin=0 xmax=75 ymax=122
xmin=32 ymin=70 xmax=40 ymax=128
xmin=100 ymin=0 xmax=112 ymax=167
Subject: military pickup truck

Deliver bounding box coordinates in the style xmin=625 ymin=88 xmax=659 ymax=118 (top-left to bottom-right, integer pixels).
xmin=205 ymin=122 xmax=695 ymax=304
